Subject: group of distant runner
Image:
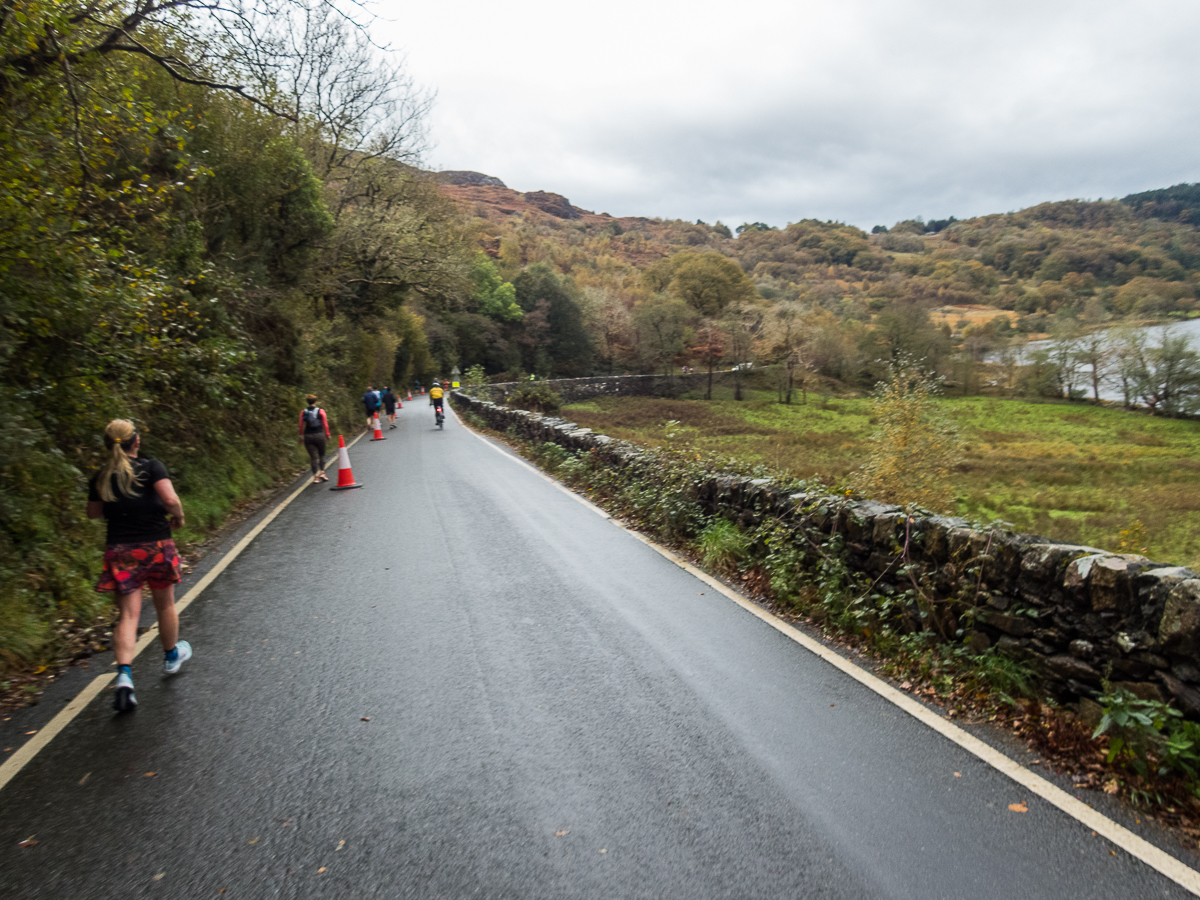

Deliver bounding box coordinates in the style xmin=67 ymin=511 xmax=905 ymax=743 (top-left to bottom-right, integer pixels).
xmin=88 ymin=378 xmax=453 ymax=713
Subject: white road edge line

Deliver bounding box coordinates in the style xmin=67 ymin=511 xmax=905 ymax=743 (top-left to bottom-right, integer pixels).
xmin=464 ymin=420 xmax=1200 ymax=897
xmin=0 ymin=430 xmax=370 ymax=796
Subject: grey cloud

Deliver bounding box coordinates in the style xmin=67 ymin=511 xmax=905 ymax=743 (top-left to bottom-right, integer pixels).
xmin=422 ymin=1 xmax=1200 ymax=230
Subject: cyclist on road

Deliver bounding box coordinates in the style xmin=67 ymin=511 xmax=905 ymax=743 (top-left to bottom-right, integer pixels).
xmin=429 ymin=381 xmax=445 ymax=424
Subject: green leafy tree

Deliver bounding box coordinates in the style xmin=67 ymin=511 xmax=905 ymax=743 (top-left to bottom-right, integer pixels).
xmin=470 ymin=254 xmax=523 ymax=322
xmin=634 ymin=297 xmax=694 ymax=375
xmin=513 ymin=265 xmax=594 ymax=376
xmin=668 ymin=251 xmax=758 ymax=317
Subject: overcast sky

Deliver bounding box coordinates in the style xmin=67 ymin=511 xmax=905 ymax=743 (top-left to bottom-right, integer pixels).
xmin=375 ymin=0 xmax=1200 ymax=230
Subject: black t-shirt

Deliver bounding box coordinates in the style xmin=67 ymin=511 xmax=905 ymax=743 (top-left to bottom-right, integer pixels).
xmin=88 ymin=457 xmax=173 ymax=545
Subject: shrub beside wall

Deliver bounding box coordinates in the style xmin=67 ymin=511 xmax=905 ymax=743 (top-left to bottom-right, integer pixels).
xmin=452 ymin=390 xmax=1200 ymax=719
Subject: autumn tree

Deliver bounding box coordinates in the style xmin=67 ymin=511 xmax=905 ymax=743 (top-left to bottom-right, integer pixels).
xmin=668 ymin=251 xmax=758 ymax=316
xmin=691 ymin=321 xmax=728 ymax=399
xmin=722 ymin=305 xmax=758 ymax=400
xmin=763 ymin=301 xmax=811 ymax=403
xmin=643 ymin=251 xmax=757 ymax=317
xmin=577 ymin=286 xmax=633 ymax=375
xmin=855 ymin=355 xmax=961 ymax=511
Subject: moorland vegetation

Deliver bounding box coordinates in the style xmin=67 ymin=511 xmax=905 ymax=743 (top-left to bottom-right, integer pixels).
xmin=561 ymin=385 xmax=1200 ymax=570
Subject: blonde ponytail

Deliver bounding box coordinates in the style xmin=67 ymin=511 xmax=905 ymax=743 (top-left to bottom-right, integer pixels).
xmin=96 ymin=419 xmax=143 ymax=502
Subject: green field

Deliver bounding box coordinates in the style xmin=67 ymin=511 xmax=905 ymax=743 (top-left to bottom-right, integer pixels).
xmin=564 ymin=391 xmax=1200 ymax=569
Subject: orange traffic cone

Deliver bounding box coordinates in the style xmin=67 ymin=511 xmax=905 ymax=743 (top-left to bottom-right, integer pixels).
xmin=330 ymin=436 xmax=362 ymax=490
xmin=370 ymin=413 xmax=386 ymax=441
xmin=420 ymin=386 xmax=425 ymax=395
xmin=396 ymin=397 xmax=402 ymax=409
xmin=406 ymin=390 xmax=413 ymax=401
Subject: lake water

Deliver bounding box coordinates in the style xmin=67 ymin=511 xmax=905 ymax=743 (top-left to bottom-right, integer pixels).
xmin=993 ymin=319 xmax=1200 ymax=403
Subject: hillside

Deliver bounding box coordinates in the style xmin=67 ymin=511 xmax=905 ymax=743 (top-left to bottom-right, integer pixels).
xmin=429 ymin=172 xmax=1200 ymax=394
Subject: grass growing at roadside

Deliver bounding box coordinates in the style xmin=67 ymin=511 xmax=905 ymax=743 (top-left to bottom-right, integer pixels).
xmin=563 ymin=393 xmax=1200 ymax=569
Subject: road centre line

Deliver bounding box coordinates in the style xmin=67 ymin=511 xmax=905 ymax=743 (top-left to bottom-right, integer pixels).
xmin=0 ymin=431 xmax=369 ymax=796
xmin=464 ymin=421 xmax=1200 ymax=897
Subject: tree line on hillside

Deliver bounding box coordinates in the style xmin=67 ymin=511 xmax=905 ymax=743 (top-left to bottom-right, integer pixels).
xmin=433 ymin=184 xmax=1200 ymax=412
xmin=0 ymin=0 xmax=477 ymax=672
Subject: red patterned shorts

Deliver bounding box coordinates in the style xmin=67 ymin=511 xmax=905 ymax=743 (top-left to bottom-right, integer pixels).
xmin=96 ymin=540 xmax=182 ymax=594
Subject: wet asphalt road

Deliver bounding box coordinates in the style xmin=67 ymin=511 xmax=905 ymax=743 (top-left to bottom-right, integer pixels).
xmin=1 ymin=402 xmax=1197 ymax=899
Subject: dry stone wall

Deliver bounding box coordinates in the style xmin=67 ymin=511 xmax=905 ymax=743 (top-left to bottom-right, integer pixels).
xmin=465 ymin=372 xmax=743 ymax=406
xmin=452 ymin=389 xmax=1200 ymax=717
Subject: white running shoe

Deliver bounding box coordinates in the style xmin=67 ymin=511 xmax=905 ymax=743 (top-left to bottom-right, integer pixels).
xmin=113 ymin=671 xmax=137 ymax=712
xmin=163 ymin=640 xmax=192 ymax=675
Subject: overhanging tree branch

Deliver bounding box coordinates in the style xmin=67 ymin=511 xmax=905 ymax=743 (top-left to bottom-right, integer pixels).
xmin=104 ymin=35 xmax=296 ymax=119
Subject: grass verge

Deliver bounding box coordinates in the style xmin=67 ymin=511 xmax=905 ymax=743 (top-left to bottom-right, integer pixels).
xmin=562 ymin=392 xmax=1200 ymax=570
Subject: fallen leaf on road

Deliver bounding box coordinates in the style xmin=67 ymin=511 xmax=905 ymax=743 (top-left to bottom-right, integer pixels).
xmin=247 ymin=837 xmax=259 ymax=845
xmin=361 ymin=717 xmax=370 ymax=722
xmin=78 ymin=772 xmax=90 ymax=786
xmin=1103 ymin=779 xmax=1120 ymax=795
xmin=336 ymin=840 xmax=345 ymax=851
xmin=599 ymin=849 xmax=607 ymax=854
xmin=954 ymin=773 xmax=961 ymax=778
xmin=152 ymin=873 xmax=164 ymax=881
xmin=899 ymin=682 xmax=912 ymax=691
xmin=18 ymin=836 xmax=37 ymax=848
xmin=318 ymin=867 xmax=326 ymax=873
xmin=555 ymin=830 xmax=569 ymax=837
xmin=24 ymin=730 xmax=36 ymax=735
xmin=144 ymin=772 xmax=157 ymax=778
xmin=1009 ymin=802 xmax=1028 ymax=813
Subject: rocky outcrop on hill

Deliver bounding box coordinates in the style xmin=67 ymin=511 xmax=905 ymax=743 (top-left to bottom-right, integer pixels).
xmin=436 ymin=174 xmax=605 ymax=226
xmin=523 ymin=191 xmax=593 ymax=220
xmin=435 ymin=170 xmax=507 ymax=188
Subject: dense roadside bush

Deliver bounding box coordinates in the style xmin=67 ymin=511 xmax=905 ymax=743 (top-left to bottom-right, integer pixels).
xmin=505 ymin=384 xmax=565 ymax=415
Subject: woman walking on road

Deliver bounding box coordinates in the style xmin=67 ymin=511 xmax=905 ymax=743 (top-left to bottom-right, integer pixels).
xmin=299 ymin=394 xmax=331 ymax=483
xmin=86 ymin=419 xmax=191 ymax=712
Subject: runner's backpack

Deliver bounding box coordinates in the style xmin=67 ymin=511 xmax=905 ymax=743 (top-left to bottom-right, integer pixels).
xmin=303 ymin=407 xmax=323 ymax=431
